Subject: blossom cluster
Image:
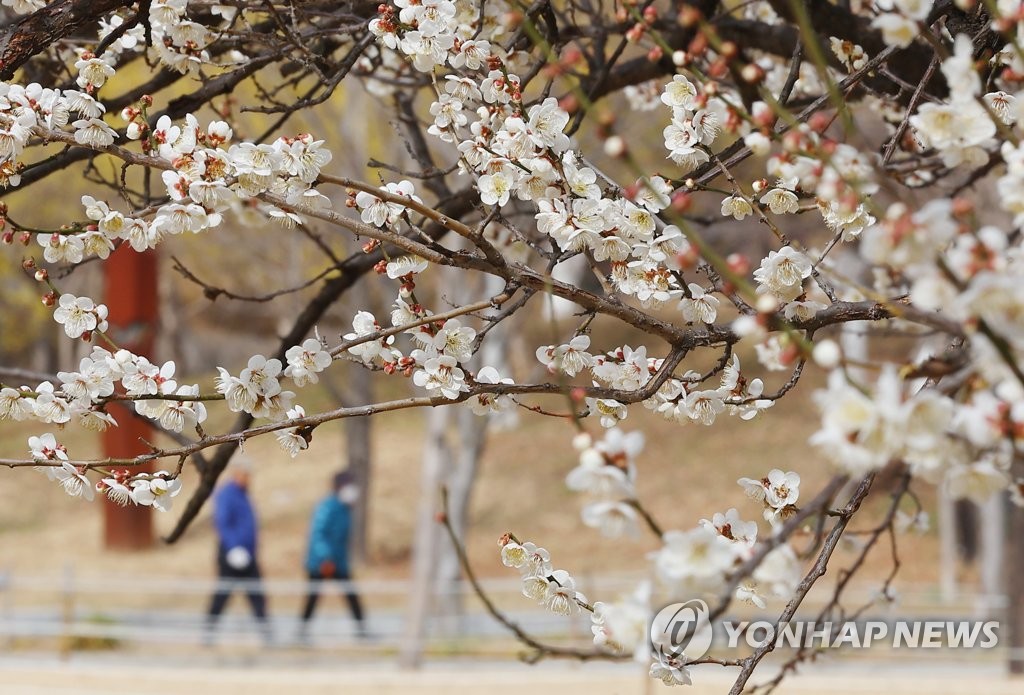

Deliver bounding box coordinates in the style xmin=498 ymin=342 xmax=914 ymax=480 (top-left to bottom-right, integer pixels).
xmin=499 ymin=536 xmax=588 ymax=617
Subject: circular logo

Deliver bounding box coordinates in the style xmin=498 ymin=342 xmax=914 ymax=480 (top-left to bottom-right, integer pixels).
xmin=650 ymin=599 xmax=713 ymax=662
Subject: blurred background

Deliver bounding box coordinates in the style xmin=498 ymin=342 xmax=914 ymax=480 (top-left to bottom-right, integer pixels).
xmin=0 ymin=48 xmax=1018 ymax=695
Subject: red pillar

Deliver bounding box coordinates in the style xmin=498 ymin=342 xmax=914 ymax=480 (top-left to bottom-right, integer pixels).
xmin=101 ymin=245 xmax=158 ymax=549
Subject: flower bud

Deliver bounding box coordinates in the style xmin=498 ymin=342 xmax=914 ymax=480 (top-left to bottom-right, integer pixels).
xmin=671 ymin=191 xmax=692 ymax=212
xmin=741 ymin=63 xmax=765 ymax=84
xmin=726 ymin=253 xmax=749 ymax=276
xmin=755 ymin=294 xmax=779 ymax=313
xmin=678 ymin=5 xmax=702 ymax=26
xmin=572 ymin=432 xmax=593 ymax=451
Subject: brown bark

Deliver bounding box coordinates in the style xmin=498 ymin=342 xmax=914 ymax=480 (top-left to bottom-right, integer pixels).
xmin=0 ymin=0 xmax=134 ymax=80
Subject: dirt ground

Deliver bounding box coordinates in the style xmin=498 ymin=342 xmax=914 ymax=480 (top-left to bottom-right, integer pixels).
xmin=0 ymin=358 xmax=945 ymax=591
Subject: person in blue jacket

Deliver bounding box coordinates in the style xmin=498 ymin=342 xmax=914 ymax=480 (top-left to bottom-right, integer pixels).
xmin=205 ymin=459 xmax=271 ymax=642
xmin=298 ymin=470 xmax=365 ymax=639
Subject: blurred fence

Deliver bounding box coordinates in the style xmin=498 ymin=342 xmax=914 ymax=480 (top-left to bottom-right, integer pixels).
xmin=0 ymin=567 xmax=618 ymax=655
xmin=0 ymin=566 xmax=1011 ymax=661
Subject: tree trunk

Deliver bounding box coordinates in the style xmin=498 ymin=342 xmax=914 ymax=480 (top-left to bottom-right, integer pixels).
xmin=399 ymin=406 xmax=450 ymax=667
xmin=939 ymin=485 xmax=959 ymax=602
xmin=343 ymin=359 xmax=373 ymax=561
xmin=1007 ymin=492 xmax=1024 ymax=674
xmin=434 ymin=405 xmax=488 ymax=634
xmin=978 ymin=493 xmax=1004 ymax=618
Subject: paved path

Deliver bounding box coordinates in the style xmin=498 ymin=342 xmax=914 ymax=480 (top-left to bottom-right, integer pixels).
xmin=0 ymin=657 xmax=1020 ymax=694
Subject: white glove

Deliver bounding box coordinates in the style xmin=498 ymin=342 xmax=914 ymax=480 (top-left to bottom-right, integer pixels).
xmin=226 ymin=546 xmax=252 ymax=570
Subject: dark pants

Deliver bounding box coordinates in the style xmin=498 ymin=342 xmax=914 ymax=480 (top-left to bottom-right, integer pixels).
xmin=207 ymin=549 xmax=268 ymax=625
xmin=300 ymin=570 xmax=364 ymax=626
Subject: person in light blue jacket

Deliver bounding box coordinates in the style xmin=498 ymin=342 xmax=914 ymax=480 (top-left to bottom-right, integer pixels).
xmin=299 ymin=470 xmax=365 ymax=639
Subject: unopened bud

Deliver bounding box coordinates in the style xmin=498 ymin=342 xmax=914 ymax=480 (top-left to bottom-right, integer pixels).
xmin=559 ymin=94 xmax=580 ymax=114
xmin=678 ymin=5 xmax=702 ymax=26
xmin=671 ymin=191 xmax=692 ymax=211
xmin=740 ymin=63 xmax=765 ymax=84
xmin=676 ymin=246 xmax=700 ymax=269
xmin=812 ymin=339 xmax=842 ymax=369
xmin=34 ymin=269 xmax=47 ymax=281
xmin=951 ymin=197 xmax=974 ymax=217
xmin=808 ymin=112 xmax=831 ymax=134
xmin=603 ymin=135 xmax=626 ymax=158
xmin=726 ymin=253 xmax=750 ymax=276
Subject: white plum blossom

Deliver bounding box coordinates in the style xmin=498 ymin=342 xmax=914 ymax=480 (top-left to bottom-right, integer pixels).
xmin=39 ymin=233 xmax=85 ymax=265
xmin=131 ymin=474 xmax=182 ymax=512
xmin=536 ymin=335 xmax=595 ymax=377
xmin=765 ymin=469 xmax=800 ymax=508
xmin=73 ymin=118 xmax=117 ymax=147
xmin=75 ymin=56 xmax=115 ymax=90
xmin=276 ymin=405 xmax=310 ymax=457
xmin=680 ymin=284 xmax=719 ymax=323
xmin=721 ymin=195 xmax=753 ymax=220
xmin=413 ymin=354 xmax=469 ymax=399
xmin=344 ymin=311 xmax=398 ymax=365
xmin=754 ymin=246 xmax=812 ymax=302
xmin=52 ymin=294 xmax=106 ymax=338
xmin=581 ymin=500 xmax=639 ymax=538
xmin=356 ymin=180 xmax=421 ymax=227
xmin=650 ymin=657 xmax=692 ymax=687
xmin=54 ymin=463 xmax=94 ymax=501
xmin=0 ymin=387 xmax=31 ymax=421
xmin=284 ymin=338 xmax=332 ymax=387
xmin=544 ymin=569 xmax=584 ymax=616
xmin=653 ymin=526 xmax=740 ymax=591
xmin=430 ymin=318 xmax=476 ymax=363
xmin=469 ymin=366 xmax=514 ymax=416
xmin=385 ymin=255 xmax=429 ymax=279
xmin=661 ymin=75 xmax=698 ymax=111
xmin=29 ymin=433 xmax=68 ymax=462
